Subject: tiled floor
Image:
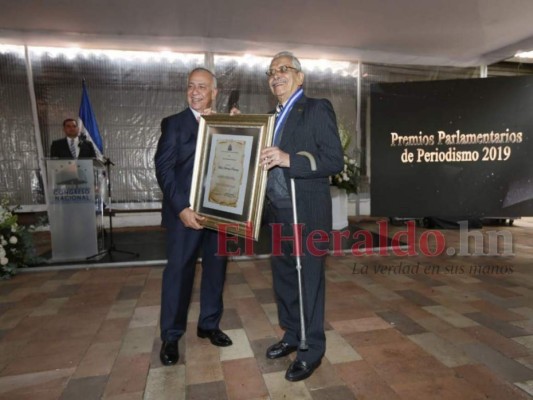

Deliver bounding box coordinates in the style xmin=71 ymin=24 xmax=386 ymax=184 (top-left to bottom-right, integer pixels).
xmin=1 ymin=219 xmax=533 ymax=399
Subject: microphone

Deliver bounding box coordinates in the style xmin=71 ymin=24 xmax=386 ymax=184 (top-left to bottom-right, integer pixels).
xmin=78 ymin=133 xmax=87 ymax=147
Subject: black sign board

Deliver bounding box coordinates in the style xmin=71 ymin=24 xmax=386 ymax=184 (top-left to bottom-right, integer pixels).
xmin=371 ymin=75 xmax=533 ymax=218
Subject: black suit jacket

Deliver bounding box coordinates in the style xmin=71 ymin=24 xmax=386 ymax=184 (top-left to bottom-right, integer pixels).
xmin=50 ymin=137 xmax=97 ymax=159
xmin=279 ymin=95 xmax=344 ymax=233
xmin=154 ymin=108 xmax=199 ymax=228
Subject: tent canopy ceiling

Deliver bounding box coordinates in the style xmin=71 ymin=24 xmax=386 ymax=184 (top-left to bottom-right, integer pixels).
xmin=1 ymin=0 xmax=533 ymax=66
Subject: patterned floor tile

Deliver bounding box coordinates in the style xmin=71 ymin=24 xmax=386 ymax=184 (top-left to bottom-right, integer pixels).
xmin=73 ymin=340 xmax=122 ymax=378
xmin=59 ymin=375 xmax=107 ymax=400
xmin=324 ymin=330 xmax=362 ymax=364
xmin=455 ymin=364 xmax=533 ymax=400
xmin=407 ymin=332 xmax=472 ymax=367
xmin=513 ymin=335 xmax=533 ymax=351
xmin=222 ymin=358 xmax=269 ymax=400
xmin=465 ymin=312 xmax=530 ymax=338
xmin=310 ymin=385 xmax=357 ymax=400
xmin=220 ymin=328 xmax=254 ymax=361
xmin=329 ymin=316 xmax=391 ymax=334
xmin=102 ymin=353 xmax=151 ymax=397
xmin=423 ymin=305 xmax=479 ymax=328
xmin=185 ymin=361 xmax=224 ymax=385
xmin=464 ymin=325 xmax=531 ymax=358
xmin=233 ymin=298 xmax=276 ymax=341
xmin=186 ymin=380 xmax=227 ymax=400
xmin=375 ymin=310 xmax=427 ymax=335
xmin=263 ymin=371 xmax=312 ymax=400
xmin=391 ymin=376 xmax=487 ymax=400
xmin=460 ymin=342 xmax=533 ymax=382
xmin=128 ymin=305 xmax=159 ymax=328
xmin=144 ymin=364 xmax=185 ymax=400
xmin=249 ymin=337 xmax=292 ymax=374
xmin=118 ymin=326 xmax=157 ymax=356
xmin=0 ymin=368 xmax=75 ymax=397
xmin=106 ymin=300 xmax=137 ymax=320
xmin=3 ymin=221 xmax=533 ymax=399
xmin=260 ymin=303 xmax=279 ymax=326
xmin=219 ymin=308 xmax=243 ymax=331
xmin=334 ymin=361 xmax=401 ymax=400
xmin=372 ymin=355 xmax=455 ymax=386
xmin=304 ymin=357 xmax=344 ymax=390
xmin=514 ymin=380 xmax=533 ymax=397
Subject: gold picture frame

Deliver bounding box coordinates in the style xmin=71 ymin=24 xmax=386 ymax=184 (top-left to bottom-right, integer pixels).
xmin=189 ymin=114 xmax=275 ymax=240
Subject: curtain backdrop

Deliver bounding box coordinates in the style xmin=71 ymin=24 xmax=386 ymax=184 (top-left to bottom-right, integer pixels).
xmin=1 ymin=46 xmax=525 ymax=206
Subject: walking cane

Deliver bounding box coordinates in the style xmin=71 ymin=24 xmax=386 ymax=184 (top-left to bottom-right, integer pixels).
xmin=290 ymin=151 xmax=317 ymax=351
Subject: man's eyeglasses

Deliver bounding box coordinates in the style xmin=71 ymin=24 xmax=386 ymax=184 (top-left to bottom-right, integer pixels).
xmin=265 ymin=65 xmax=299 ymax=77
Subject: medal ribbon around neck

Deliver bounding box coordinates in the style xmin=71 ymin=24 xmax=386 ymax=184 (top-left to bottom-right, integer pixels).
xmin=273 ymin=87 xmax=303 ymax=145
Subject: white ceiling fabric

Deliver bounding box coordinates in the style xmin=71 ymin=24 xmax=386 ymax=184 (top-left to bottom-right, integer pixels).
xmin=1 ymin=0 xmax=533 ymax=66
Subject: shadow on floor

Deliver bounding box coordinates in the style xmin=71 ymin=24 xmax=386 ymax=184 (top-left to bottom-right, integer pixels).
xmin=31 ymin=223 xmax=402 ymax=268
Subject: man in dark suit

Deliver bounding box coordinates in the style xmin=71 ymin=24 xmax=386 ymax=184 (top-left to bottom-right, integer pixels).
xmin=261 ymin=51 xmax=344 ymax=381
xmin=154 ymin=67 xmax=232 ymax=366
xmin=50 ymin=118 xmax=97 ymax=158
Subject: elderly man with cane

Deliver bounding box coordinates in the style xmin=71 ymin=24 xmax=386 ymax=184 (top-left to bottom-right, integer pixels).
xmin=260 ymin=51 xmax=344 ymax=381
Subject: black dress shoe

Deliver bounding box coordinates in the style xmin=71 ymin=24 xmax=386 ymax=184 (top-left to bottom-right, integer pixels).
xmin=160 ymin=340 xmax=179 ymax=366
xmin=285 ymin=359 xmax=321 ymax=382
xmin=266 ymin=340 xmax=298 ymax=359
xmin=197 ymin=328 xmax=233 ymax=347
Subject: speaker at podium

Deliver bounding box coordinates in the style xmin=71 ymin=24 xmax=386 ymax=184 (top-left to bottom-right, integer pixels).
xmin=46 ymin=158 xmax=106 ymax=262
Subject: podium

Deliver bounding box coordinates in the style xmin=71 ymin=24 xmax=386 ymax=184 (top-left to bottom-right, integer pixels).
xmin=46 ymin=158 xmax=106 ymax=261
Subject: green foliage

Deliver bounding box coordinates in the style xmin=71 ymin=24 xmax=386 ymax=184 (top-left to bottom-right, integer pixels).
xmin=332 ymin=155 xmax=359 ymax=194
xmin=338 ymin=124 xmax=352 ymax=151
xmin=331 ymin=125 xmax=359 ymax=194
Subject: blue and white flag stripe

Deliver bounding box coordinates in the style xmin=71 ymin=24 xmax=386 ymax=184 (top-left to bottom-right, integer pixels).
xmin=273 ymin=87 xmax=304 ymax=145
xmin=79 ymin=81 xmax=104 ymax=156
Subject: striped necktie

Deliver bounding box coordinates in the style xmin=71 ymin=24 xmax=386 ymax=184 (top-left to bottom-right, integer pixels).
xmin=69 ymin=138 xmax=77 ymax=158
xmin=275 ymin=104 xmax=283 ymax=120
xmin=272 ymin=88 xmax=303 ymax=145
xmin=273 ymin=104 xmax=284 ymax=145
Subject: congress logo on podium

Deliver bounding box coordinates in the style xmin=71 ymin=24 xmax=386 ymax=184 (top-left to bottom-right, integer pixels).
xmin=50 ymin=160 xmax=92 ymax=204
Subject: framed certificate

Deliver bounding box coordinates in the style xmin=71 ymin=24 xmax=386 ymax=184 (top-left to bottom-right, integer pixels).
xmin=190 ymin=114 xmax=275 ymax=240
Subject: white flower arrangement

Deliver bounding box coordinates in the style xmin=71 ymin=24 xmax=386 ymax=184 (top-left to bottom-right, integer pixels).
xmin=332 ymin=154 xmax=359 ymax=194
xmin=331 ymin=125 xmax=360 ymax=194
xmin=0 ymin=199 xmax=37 ymax=279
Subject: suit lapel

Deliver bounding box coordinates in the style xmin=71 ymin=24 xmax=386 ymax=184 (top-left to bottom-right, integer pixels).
xmin=279 ymin=95 xmax=306 ymax=149
xmin=61 ymin=139 xmax=72 ymax=157
xmin=187 ymin=108 xmax=199 ymax=137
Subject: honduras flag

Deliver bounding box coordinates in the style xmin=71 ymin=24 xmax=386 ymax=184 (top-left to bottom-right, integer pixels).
xmin=78 ymin=80 xmax=104 ymax=158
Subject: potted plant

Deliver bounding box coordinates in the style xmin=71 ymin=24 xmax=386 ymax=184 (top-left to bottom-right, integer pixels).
xmin=0 ymin=199 xmax=39 ymax=279
xmin=330 ymin=126 xmax=359 ymax=229
xmin=332 ymin=154 xmax=359 ymax=195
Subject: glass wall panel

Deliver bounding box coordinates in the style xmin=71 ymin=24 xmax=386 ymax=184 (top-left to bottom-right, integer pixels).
xmin=215 ymin=55 xmax=358 ymax=157
xmin=30 ymin=47 xmax=203 ymax=203
xmin=0 ymin=45 xmax=41 ymax=204
xmin=3 ymin=43 xmax=528 ymax=206
xmin=487 ymin=61 xmax=533 ymax=77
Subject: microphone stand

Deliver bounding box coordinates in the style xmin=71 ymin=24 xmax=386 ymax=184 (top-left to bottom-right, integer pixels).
xmin=87 ymin=157 xmax=139 ymax=261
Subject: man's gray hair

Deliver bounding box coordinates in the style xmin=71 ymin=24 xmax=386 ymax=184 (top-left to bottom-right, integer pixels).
xmin=189 ymin=67 xmax=217 ymax=88
xmin=271 ymin=51 xmax=302 ymax=71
